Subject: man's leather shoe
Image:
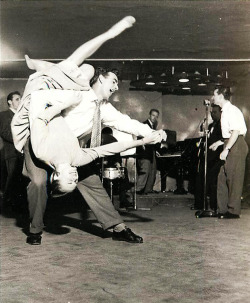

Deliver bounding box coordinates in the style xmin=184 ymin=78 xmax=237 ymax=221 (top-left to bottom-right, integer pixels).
xmin=26 ymin=232 xmax=42 ymax=245
xmin=218 ymin=212 xmax=240 ymax=219
xmin=112 ymin=228 xmax=143 ymax=243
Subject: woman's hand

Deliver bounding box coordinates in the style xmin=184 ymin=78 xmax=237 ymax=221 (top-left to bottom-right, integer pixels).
xmin=142 ymin=131 xmax=162 ymax=145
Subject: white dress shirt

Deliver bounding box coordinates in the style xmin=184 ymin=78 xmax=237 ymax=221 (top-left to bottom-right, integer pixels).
xmin=221 ymin=101 xmax=247 ymax=138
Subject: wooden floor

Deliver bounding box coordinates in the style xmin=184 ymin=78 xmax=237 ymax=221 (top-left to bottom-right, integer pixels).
xmin=1 ymin=192 xmax=250 ymax=303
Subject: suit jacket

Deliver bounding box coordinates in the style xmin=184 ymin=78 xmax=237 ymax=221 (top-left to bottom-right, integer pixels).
xmin=207 ymin=120 xmax=223 ymax=165
xmin=0 ymin=109 xmax=20 ymax=160
xmin=137 ymin=119 xmax=157 ymax=161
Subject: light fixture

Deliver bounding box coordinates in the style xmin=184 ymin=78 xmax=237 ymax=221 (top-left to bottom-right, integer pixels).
xmin=198 ymin=81 xmax=207 ymax=87
xmin=180 ymin=83 xmax=191 ymax=90
xmin=194 ymin=71 xmax=201 ymax=80
xmin=145 ymin=74 xmax=155 ymax=86
xmin=179 ymin=72 xmax=189 ymax=83
xmin=215 ymin=74 xmax=223 ymax=86
xmin=160 ymin=72 xmax=168 ymax=84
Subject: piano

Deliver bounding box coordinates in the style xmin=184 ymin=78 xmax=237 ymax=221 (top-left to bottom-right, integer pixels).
xmin=157 ymin=133 xmax=200 ymax=194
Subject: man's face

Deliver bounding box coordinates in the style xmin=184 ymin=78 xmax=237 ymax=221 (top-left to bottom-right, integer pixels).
xmin=149 ymin=111 xmax=159 ymax=124
xmin=210 ymin=106 xmax=221 ymax=122
xmin=100 ymin=72 xmax=118 ymax=100
xmin=212 ymin=89 xmax=223 ymax=107
xmin=9 ymin=94 xmax=21 ymax=110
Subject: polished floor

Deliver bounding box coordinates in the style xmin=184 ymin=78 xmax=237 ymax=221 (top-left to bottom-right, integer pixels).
xmin=1 ymin=192 xmax=250 ymax=303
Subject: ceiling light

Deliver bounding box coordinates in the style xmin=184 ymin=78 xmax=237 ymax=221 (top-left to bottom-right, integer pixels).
xmin=179 ymin=72 xmax=189 ymax=83
xmin=160 ymin=72 xmax=168 ymax=84
xmin=198 ymin=82 xmax=207 ymax=87
xmin=145 ymin=75 xmax=155 ymax=85
xmin=194 ymin=71 xmax=201 ymax=80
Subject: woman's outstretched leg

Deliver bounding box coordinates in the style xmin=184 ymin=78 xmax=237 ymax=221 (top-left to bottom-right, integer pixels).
xmin=67 ymin=16 xmax=136 ymax=66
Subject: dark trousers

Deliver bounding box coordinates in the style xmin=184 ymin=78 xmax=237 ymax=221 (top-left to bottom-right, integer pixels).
xmin=23 ymin=139 xmax=122 ymax=234
xmin=194 ymin=160 xmax=222 ymax=210
xmin=3 ymin=155 xmax=25 ymax=204
xmin=217 ymin=136 xmax=248 ymax=215
xmin=137 ymin=155 xmax=157 ymax=193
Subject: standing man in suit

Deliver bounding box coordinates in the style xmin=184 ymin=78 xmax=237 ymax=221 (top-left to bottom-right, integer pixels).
xmin=136 ymin=109 xmax=160 ymax=195
xmin=0 ymin=91 xmax=24 ymax=212
xmin=193 ymin=104 xmax=224 ymax=211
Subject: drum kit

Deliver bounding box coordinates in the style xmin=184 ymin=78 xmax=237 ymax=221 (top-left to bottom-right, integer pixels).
xmin=101 ymin=154 xmax=138 ymax=209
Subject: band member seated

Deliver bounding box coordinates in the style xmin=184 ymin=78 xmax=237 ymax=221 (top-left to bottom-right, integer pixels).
xmin=136 ymin=109 xmax=160 ymax=195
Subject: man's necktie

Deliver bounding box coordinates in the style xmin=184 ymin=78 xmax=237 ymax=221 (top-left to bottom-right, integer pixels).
xmin=90 ymin=100 xmax=102 ymax=148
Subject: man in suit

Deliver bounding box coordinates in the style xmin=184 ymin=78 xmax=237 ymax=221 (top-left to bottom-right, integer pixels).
xmin=193 ymin=104 xmax=224 ymax=211
xmin=136 ymin=109 xmax=160 ymax=194
xmin=0 ymin=91 xmax=24 ymax=213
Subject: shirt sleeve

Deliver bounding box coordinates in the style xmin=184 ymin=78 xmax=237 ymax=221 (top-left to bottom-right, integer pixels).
xmin=101 ymin=103 xmax=153 ymax=137
xmin=228 ymin=106 xmax=247 ymax=133
xmin=74 ymin=141 xmax=138 ymax=166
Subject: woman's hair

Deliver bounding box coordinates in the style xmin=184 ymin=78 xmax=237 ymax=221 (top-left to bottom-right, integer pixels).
xmin=90 ymin=67 xmax=119 ymax=87
xmin=50 ymin=179 xmax=69 ymax=198
xmin=215 ymin=86 xmax=231 ymax=99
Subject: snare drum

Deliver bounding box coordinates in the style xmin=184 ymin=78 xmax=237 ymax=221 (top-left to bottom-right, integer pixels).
xmin=118 ymin=167 xmax=126 ymax=179
xmin=103 ymin=168 xmax=120 ymax=180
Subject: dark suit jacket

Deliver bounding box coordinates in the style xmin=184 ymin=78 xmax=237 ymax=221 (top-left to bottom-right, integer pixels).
xmin=0 ymin=109 xmax=20 ymax=160
xmin=136 ymin=119 xmax=157 ymax=161
xmin=207 ymin=120 xmax=223 ymax=165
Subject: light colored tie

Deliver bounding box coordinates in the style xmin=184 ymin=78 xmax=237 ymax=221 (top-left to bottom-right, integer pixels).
xmin=90 ymin=100 xmax=102 ymax=148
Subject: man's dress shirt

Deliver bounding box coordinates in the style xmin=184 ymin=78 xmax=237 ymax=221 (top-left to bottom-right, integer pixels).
xmin=220 ymin=101 xmax=247 ymax=138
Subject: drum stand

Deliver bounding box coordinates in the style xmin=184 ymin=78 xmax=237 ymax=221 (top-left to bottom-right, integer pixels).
xmin=123 ymin=155 xmax=137 ymax=210
xmin=195 ymin=102 xmax=216 ymax=218
xmin=109 ymin=180 xmax=114 ymax=204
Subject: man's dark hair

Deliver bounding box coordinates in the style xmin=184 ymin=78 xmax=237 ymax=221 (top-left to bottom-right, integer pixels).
xmin=215 ymin=86 xmax=231 ymax=99
xmin=90 ymin=67 xmax=119 ymax=87
xmin=7 ymin=91 xmax=21 ymax=106
xmin=149 ymin=108 xmax=160 ymax=115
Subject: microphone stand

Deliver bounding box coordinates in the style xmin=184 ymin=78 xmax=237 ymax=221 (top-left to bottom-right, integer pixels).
xmin=195 ymin=101 xmax=216 ymax=218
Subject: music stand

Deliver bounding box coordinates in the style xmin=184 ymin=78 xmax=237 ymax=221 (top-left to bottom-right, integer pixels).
xmin=195 ymin=101 xmax=217 ymax=218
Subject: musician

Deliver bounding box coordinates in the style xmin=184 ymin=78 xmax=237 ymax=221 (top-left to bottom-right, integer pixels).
xmin=136 ymin=109 xmax=160 ymax=195
xmin=193 ymin=104 xmax=224 ymax=211
xmin=210 ymin=87 xmax=248 ymax=219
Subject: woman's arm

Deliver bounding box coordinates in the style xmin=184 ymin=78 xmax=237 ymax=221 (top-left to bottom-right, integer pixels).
xmin=75 ymin=131 xmax=161 ymax=166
